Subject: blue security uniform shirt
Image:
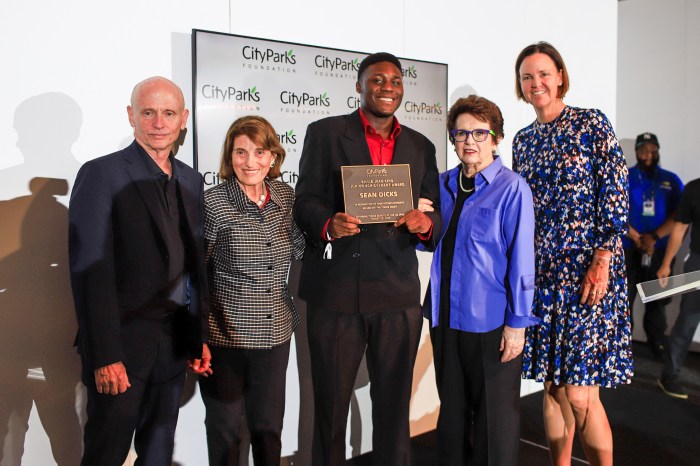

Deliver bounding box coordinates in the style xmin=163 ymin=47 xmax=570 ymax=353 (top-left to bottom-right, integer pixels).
xmin=624 ymin=165 xmax=683 ymax=250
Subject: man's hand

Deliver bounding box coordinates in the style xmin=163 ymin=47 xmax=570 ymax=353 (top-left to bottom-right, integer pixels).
xmin=500 ymin=326 xmax=525 ymax=363
xmin=328 ymin=212 xmax=361 ymax=239
xmin=394 ymin=209 xmax=431 ymax=234
xmin=627 ymin=225 xmax=642 ymax=248
xmin=657 ymin=263 xmax=672 ymax=280
xmin=94 ymin=361 xmax=131 ymax=395
xmin=188 ymin=343 xmax=213 ymax=377
xmin=657 ymin=263 xmax=672 ymax=287
xmin=639 ymin=233 xmax=656 ymax=254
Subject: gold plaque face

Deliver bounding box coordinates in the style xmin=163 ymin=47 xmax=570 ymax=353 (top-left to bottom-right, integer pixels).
xmin=341 ymin=164 xmax=414 ymax=223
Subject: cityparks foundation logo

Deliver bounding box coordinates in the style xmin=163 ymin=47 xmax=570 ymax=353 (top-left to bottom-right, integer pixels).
xmin=278 ymin=128 xmax=297 ymax=146
xmin=401 ymin=64 xmax=419 ymax=87
xmin=402 ymin=65 xmax=418 ymax=79
xmin=241 ymin=45 xmax=297 ymax=74
xmin=199 ymin=84 xmax=261 ymax=110
xmin=277 ymin=129 xmax=299 ymax=185
xmin=346 ymin=95 xmax=361 ymax=110
xmin=402 ymin=100 xmax=444 ymax=122
xmin=203 ymin=171 xmax=223 ymax=187
xmin=314 ymin=54 xmax=360 ymax=80
xmin=279 ymin=169 xmax=299 ymax=185
xmin=279 ymin=90 xmax=331 ymax=115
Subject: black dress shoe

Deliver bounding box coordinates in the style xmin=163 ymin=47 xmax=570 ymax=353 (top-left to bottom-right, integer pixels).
xmin=658 ymin=378 xmax=688 ymax=399
xmin=650 ymin=343 xmax=665 ymax=359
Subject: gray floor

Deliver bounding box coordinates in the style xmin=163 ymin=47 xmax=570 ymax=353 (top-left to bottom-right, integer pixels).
xmin=348 ymin=341 xmax=700 ymax=465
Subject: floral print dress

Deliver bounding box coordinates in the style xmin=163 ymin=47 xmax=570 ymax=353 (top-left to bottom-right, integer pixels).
xmin=513 ymin=106 xmax=633 ymax=387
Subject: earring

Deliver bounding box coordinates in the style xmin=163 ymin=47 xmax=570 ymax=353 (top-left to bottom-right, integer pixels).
xmin=270 ymin=160 xmax=275 ymax=167
xmin=558 ymin=82 xmax=562 ymax=86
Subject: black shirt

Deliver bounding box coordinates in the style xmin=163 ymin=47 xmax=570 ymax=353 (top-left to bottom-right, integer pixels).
xmin=135 ymin=143 xmax=188 ymax=307
xmin=676 ymin=177 xmax=700 ymax=254
xmin=439 ymin=171 xmax=475 ymax=328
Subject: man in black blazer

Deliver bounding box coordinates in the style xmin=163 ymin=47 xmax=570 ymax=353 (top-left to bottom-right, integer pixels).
xmin=294 ymin=53 xmax=441 ymax=465
xmin=69 ymin=76 xmax=211 ymax=466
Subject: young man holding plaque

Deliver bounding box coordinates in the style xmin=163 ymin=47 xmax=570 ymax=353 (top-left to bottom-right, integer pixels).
xmin=294 ymin=52 xmax=441 ymax=465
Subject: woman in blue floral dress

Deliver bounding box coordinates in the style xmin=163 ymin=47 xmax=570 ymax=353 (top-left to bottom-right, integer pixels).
xmin=512 ymin=42 xmax=632 ymax=466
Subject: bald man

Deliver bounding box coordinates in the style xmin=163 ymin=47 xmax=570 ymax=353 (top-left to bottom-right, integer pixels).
xmin=69 ymin=77 xmax=211 ymax=466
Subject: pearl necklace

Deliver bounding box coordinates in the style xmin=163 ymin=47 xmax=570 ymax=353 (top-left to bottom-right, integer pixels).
xmin=256 ymin=185 xmax=267 ymax=206
xmin=459 ymin=169 xmax=475 ymax=193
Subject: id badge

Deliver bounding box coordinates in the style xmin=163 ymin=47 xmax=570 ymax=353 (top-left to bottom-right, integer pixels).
xmin=643 ymin=198 xmax=655 ymax=217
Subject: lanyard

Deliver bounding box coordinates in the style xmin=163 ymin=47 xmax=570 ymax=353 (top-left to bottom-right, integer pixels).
xmin=636 ymin=168 xmax=656 ymax=201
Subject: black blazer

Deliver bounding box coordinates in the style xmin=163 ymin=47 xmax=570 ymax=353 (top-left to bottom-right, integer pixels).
xmin=294 ymin=110 xmax=441 ymax=314
xmin=69 ymin=141 xmax=209 ymax=376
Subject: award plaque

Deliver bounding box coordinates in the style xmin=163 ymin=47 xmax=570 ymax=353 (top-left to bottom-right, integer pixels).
xmin=341 ymin=164 xmax=414 ymax=223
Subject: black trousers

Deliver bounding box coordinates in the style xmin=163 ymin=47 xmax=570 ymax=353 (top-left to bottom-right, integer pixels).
xmin=80 ymin=318 xmax=187 ymax=466
xmin=662 ymin=251 xmax=700 ymax=381
xmin=307 ymin=305 xmax=423 ymax=466
xmin=199 ymin=342 xmax=291 ymax=466
xmin=625 ymin=247 xmax=672 ymax=349
xmin=431 ymin=325 xmax=522 ymax=466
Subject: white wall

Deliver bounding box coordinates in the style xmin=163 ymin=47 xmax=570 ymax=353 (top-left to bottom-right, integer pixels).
xmin=0 ymin=1 xmax=619 ymax=464
xmin=617 ymin=0 xmax=700 ymax=347
xmin=617 ymin=0 xmax=700 ymax=183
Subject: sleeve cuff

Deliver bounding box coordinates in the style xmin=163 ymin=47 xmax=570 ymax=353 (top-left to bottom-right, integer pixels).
xmin=416 ymin=218 xmax=434 ymax=241
xmin=321 ymin=217 xmax=334 ymax=241
xmin=505 ymin=314 xmax=541 ymax=329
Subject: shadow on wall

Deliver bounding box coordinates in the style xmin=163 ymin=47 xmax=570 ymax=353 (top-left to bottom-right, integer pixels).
xmin=620 ymin=137 xmax=636 ymax=168
xmin=0 ymin=93 xmax=84 ymax=465
xmin=450 ymin=85 xmax=478 ymax=107
xmin=410 ymin=331 xmax=439 ymax=435
xmin=281 ymin=262 xmax=438 ymax=465
xmin=0 ymin=91 xmax=438 ymax=465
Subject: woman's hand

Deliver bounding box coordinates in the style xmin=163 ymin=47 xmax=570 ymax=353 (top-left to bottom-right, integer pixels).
xmin=500 ymin=326 xmax=525 ymax=363
xmin=188 ymin=343 xmax=213 ymax=377
xmin=417 ymin=197 xmax=434 ymax=213
xmin=580 ymin=251 xmax=611 ymax=306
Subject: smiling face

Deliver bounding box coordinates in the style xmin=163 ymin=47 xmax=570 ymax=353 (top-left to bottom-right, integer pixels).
xmin=231 ymin=135 xmax=275 ymax=188
xmin=636 ymin=142 xmax=660 ymax=171
xmin=453 ymin=113 xmax=497 ymax=175
xmin=518 ymin=53 xmax=563 ymax=114
xmin=356 ymin=61 xmax=404 ymax=119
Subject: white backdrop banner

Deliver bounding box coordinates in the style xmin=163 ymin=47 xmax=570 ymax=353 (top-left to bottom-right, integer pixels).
xmin=192 ymin=29 xmax=448 ymax=186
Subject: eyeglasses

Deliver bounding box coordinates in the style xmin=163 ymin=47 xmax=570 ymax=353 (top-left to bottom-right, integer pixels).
xmin=449 ymin=128 xmax=496 ymax=143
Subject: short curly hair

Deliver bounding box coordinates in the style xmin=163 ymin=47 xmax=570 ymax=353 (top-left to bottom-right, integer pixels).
xmin=357 ymin=52 xmax=402 ymax=81
xmin=446 ymin=95 xmax=504 ymax=144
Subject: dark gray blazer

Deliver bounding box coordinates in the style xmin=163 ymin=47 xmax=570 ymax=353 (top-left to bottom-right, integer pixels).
xmin=294 ymin=110 xmax=441 ymax=314
xmin=69 ymin=141 xmax=209 ymax=376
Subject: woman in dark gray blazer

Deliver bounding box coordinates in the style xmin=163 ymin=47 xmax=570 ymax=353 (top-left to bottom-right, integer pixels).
xmin=200 ymin=115 xmax=304 ymax=466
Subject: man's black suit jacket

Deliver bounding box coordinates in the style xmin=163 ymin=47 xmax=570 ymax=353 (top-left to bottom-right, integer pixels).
xmin=294 ymin=110 xmax=441 ymax=314
xmin=69 ymin=141 xmax=209 ymax=378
